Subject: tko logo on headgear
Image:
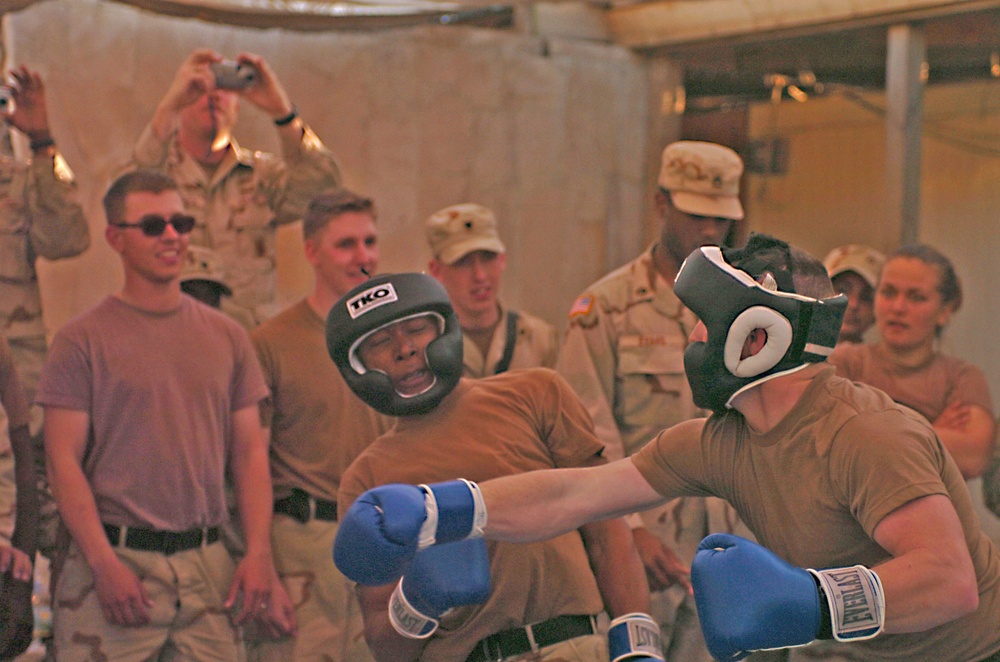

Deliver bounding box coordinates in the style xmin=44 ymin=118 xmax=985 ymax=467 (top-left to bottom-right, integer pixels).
xmin=347 ymin=283 xmax=398 ymax=319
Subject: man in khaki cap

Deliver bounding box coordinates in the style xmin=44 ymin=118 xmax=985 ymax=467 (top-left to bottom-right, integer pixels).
xmin=823 ymin=244 xmax=885 ymax=345
xmin=425 ymin=203 xmax=558 ymax=377
xmin=555 ymin=141 xmax=759 ymax=661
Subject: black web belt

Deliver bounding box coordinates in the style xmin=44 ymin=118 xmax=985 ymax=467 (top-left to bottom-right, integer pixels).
xmin=466 ymin=614 xmax=598 ymax=662
xmin=103 ymin=524 xmax=220 ymax=555
xmin=273 ymin=488 xmax=338 ymax=523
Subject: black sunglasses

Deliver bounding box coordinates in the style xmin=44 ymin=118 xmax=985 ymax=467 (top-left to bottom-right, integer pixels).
xmin=111 ymin=213 xmax=196 ymax=237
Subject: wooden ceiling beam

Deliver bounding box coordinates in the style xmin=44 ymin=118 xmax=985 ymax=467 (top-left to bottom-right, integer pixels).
xmin=606 ymin=0 xmax=1000 ymax=50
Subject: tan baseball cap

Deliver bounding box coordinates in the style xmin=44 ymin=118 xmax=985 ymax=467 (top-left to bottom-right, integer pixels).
xmin=180 ymin=245 xmax=232 ymax=295
xmin=425 ymin=203 xmax=506 ymax=265
xmin=823 ymin=244 xmax=886 ymax=288
xmin=658 ymin=140 xmax=745 ymax=221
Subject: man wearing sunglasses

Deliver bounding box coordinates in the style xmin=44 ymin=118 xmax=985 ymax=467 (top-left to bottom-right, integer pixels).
xmin=36 ymin=169 xmax=289 ymax=659
xmin=129 ymin=47 xmax=341 ymax=328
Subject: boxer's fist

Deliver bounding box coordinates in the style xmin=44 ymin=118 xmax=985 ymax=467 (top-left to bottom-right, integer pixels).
xmin=692 ymin=534 xmax=822 ymax=661
xmin=334 ymin=480 xmax=486 ymax=586
xmin=389 ymin=538 xmax=491 ymax=638
xmin=334 ymin=484 xmax=426 ymax=585
xmin=692 ymin=534 xmax=884 ymax=661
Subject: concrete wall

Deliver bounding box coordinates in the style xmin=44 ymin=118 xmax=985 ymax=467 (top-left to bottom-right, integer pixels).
xmin=4 ymin=0 xmax=658 ymax=337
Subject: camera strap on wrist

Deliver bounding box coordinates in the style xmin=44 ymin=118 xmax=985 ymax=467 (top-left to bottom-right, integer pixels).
xmin=274 ymin=106 xmax=298 ymax=127
xmin=29 ymin=136 xmax=56 ymax=152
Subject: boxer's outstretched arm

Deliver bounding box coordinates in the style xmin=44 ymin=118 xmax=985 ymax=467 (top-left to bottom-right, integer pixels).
xmin=480 ymin=457 xmax=665 ymax=543
xmin=333 ymin=427 xmax=686 ymax=586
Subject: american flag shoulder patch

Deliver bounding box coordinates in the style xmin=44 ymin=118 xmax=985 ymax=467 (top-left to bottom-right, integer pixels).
xmin=569 ymin=295 xmax=594 ymax=318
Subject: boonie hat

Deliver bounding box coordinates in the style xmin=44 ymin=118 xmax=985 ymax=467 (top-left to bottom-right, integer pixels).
xmin=425 ymin=203 xmax=506 ymax=265
xmin=180 ymin=245 xmax=232 ymax=295
xmin=823 ymin=244 xmax=885 ymax=288
xmin=658 ymin=141 xmax=745 ymax=221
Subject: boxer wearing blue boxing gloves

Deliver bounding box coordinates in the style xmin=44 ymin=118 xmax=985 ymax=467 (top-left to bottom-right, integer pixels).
xmin=328 ymin=273 xmax=654 ymax=661
xmin=333 ymin=238 xmax=1000 ymax=662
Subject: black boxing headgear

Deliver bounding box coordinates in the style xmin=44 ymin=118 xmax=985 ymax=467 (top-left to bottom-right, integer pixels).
xmin=674 ymin=234 xmax=846 ymax=413
xmin=326 ymin=273 xmax=463 ymax=416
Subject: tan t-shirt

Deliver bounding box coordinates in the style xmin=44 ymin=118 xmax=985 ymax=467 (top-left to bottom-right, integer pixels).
xmin=829 ymin=342 xmax=994 ymax=422
xmin=339 ymin=369 xmax=605 ymax=662
xmin=633 ymin=367 xmax=1000 ymax=660
xmin=252 ymin=300 xmax=392 ymax=502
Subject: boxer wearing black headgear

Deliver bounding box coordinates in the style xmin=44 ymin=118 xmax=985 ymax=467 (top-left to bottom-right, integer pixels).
xmin=326 ymin=272 xmax=463 ymax=416
xmin=674 ymin=233 xmax=847 ymax=413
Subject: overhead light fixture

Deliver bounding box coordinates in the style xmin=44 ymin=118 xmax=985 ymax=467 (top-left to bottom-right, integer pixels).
xmin=991 ymin=52 xmax=1000 ymax=78
xmin=661 ymin=85 xmax=686 ymax=115
xmin=764 ymin=71 xmax=819 ymax=104
xmin=797 ymin=69 xmax=817 ymax=87
xmin=786 ymin=84 xmax=808 ymax=102
xmin=764 ymin=73 xmax=788 ymax=105
xmin=673 ymin=85 xmax=687 ymax=114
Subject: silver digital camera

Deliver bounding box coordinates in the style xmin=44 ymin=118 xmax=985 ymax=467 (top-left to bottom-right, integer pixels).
xmin=210 ymin=61 xmax=258 ymax=91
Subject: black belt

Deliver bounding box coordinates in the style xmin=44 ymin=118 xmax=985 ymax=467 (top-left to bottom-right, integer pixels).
xmin=467 ymin=614 xmax=598 ymax=662
xmin=103 ymin=524 xmax=220 ymax=555
xmin=273 ymin=488 xmax=338 ymax=523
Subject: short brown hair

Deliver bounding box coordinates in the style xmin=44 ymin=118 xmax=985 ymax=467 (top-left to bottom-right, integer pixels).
xmin=103 ymin=169 xmax=178 ymax=225
xmin=886 ymin=243 xmax=962 ymax=313
xmin=734 ymin=234 xmax=835 ymax=300
xmin=303 ymin=188 xmax=375 ymax=240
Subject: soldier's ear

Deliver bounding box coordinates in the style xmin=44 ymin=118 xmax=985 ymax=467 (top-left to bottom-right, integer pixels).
xmin=105 ymin=224 xmax=126 ymax=254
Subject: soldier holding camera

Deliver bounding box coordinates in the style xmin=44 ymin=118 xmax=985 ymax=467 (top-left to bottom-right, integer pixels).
xmin=129 ymin=48 xmax=341 ymax=327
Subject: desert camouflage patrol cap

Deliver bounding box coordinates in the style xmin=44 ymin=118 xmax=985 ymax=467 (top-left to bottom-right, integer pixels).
xmin=658 ymin=140 xmax=745 ymax=221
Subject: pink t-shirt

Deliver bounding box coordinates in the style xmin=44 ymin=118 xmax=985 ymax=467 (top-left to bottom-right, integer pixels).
xmin=37 ymin=295 xmax=268 ymax=531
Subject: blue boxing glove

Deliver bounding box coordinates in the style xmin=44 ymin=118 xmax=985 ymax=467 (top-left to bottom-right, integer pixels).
xmin=608 ymin=613 xmax=664 ymax=661
xmin=692 ymin=533 xmax=884 ymax=662
xmin=388 ymin=538 xmax=492 ymax=638
xmin=334 ymin=479 xmax=487 ymax=586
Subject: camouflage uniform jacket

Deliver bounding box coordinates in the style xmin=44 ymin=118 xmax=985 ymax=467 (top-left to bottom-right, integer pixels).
xmin=555 ymin=244 xmax=700 ymax=462
xmin=131 ymin=123 xmax=341 ymax=324
xmin=463 ymin=304 xmax=559 ymax=378
xmin=0 ymin=151 xmax=89 ymax=346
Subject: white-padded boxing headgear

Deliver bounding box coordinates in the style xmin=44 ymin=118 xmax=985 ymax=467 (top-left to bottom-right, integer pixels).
xmin=675 ymin=234 xmax=846 ymax=413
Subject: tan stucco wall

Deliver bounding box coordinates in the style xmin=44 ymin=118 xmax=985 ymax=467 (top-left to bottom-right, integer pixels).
xmin=5 ymin=0 xmax=662 ymax=339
